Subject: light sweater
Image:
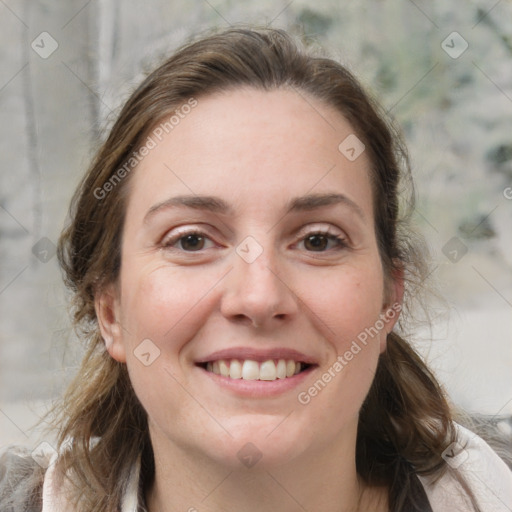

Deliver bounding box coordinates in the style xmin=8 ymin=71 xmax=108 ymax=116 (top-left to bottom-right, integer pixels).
xmin=3 ymin=423 xmax=512 ymax=511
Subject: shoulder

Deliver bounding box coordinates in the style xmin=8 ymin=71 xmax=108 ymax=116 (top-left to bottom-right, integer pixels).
xmin=0 ymin=445 xmax=46 ymax=511
xmin=2 ymin=441 xmax=140 ymax=512
xmin=418 ymin=422 xmax=512 ymax=511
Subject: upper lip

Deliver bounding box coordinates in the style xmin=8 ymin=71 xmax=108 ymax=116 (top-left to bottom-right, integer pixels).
xmin=195 ymin=347 xmax=318 ymax=365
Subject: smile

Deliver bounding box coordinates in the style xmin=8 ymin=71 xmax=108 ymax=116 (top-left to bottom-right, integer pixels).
xmin=201 ymin=359 xmax=310 ymax=381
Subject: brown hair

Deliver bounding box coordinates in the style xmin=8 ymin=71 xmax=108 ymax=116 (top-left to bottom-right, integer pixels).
xmin=41 ymin=27 xmax=482 ymax=510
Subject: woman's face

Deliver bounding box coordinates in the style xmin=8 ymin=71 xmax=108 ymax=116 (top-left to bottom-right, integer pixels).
xmin=98 ymin=87 xmax=402 ymax=468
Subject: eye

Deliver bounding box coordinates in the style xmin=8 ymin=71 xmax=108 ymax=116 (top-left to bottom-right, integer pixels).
xmin=162 ymin=229 xmax=215 ymax=252
xmin=298 ymin=230 xmax=348 ymax=252
xmin=161 ymin=227 xmax=347 ymax=253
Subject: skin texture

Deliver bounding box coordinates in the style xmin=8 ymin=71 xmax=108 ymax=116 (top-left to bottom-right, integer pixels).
xmin=96 ymin=88 xmax=403 ymax=511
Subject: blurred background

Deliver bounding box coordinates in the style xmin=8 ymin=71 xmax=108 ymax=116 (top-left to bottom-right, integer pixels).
xmin=1 ymin=0 xmax=511 ymax=448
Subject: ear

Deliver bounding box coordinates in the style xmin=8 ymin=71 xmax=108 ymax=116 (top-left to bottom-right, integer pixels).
xmin=379 ymin=264 xmax=405 ymax=353
xmin=95 ymin=284 xmax=127 ymax=363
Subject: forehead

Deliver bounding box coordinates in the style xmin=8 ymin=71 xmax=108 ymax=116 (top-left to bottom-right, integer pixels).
xmin=125 ymin=87 xmax=374 ymax=220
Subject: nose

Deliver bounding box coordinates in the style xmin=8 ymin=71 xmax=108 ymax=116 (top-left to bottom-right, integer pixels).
xmin=220 ymin=245 xmax=298 ymax=329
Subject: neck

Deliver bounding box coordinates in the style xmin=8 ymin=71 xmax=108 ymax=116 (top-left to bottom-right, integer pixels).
xmin=144 ymin=421 xmax=388 ymax=512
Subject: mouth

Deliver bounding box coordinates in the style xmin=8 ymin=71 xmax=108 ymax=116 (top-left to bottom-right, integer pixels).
xmin=197 ymin=358 xmax=313 ymax=381
xmin=194 ymin=348 xmax=319 ymax=398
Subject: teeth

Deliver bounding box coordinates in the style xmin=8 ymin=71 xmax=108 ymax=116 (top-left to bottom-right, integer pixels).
xmin=204 ymin=358 xmax=305 ymax=381
xmin=242 ymin=360 xmax=259 ymax=380
xmin=260 ymin=360 xmax=277 ymax=381
xmin=219 ymin=360 xmax=230 ymax=377
xmin=276 ymin=359 xmax=287 ymax=379
xmin=286 ymin=360 xmax=296 ymax=377
xmin=229 ymin=359 xmax=242 ymax=379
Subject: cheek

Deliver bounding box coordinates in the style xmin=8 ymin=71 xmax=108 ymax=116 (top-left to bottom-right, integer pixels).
xmin=294 ymin=266 xmax=386 ymax=440
xmin=118 ymin=264 xmax=221 ymax=354
xmin=117 ymin=265 xmax=216 ymax=421
xmin=298 ymin=260 xmax=386 ymax=351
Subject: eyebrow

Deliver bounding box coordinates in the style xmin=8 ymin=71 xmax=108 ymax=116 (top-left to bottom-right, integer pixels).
xmin=144 ymin=192 xmax=365 ymax=223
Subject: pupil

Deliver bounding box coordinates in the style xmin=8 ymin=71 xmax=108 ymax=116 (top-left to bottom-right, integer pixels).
xmin=306 ymin=235 xmax=327 ymax=251
xmin=182 ymin=234 xmax=204 ymax=251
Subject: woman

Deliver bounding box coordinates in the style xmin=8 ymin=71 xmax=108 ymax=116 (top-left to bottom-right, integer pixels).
xmin=1 ymin=27 xmax=511 ymax=512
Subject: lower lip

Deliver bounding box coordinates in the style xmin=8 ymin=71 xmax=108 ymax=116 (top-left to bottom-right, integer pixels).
xmin=197 ymin=365 xmax=316 ymax=398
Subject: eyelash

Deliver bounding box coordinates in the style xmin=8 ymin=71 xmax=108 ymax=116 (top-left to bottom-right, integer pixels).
xmin=161 ymin=227 xmax=348 ymax=253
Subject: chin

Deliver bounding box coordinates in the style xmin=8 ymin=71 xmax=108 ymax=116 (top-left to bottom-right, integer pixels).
xmin=200 ymin=416 xmax=314 ymax=470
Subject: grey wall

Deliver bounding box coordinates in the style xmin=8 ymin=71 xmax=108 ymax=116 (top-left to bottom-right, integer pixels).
xmin=1 ymin=0 xmax=511 ymax=447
